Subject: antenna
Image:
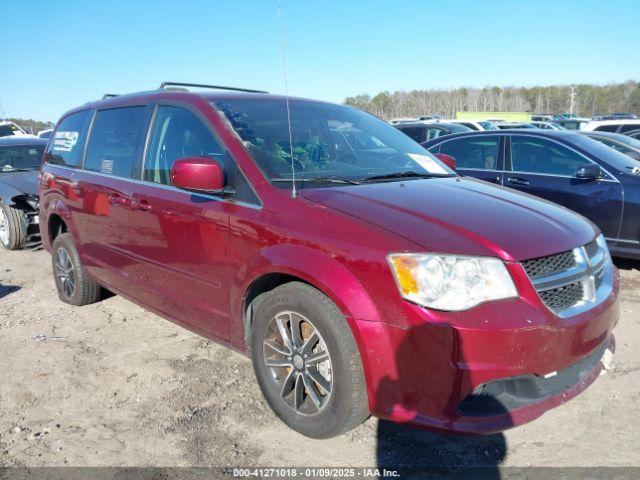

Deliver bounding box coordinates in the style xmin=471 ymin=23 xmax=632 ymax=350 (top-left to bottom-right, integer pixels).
xmin=278 ymin=6 xmax=297 ymax=198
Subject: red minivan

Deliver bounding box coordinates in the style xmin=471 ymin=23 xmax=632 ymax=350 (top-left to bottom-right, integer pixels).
xmin=39 ymin=83 xmax=619 ymax=438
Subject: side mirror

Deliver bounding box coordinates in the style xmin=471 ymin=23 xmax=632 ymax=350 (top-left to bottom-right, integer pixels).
xmin=434 ymin=152 xmax=457 ymax=170
xmin=575 ymin=164 xmax=603 ymax=181
xmin=170 ymin=156 xmax=226 ymax=193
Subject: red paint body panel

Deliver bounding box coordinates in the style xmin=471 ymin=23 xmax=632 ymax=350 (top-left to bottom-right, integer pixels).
xmin=39 ymin=90 xmax=620 ymax=434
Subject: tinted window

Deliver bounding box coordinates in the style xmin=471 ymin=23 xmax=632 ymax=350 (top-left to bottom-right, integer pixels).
xmin=459 ymin=122 xmax=478 ymax=130
xmin=144 ymin=106 xmax=224 ymax=184
xmin=425 ymin=127 xmax=446 ymax=141
xmin=511 ymin=136 xmax=590 ymax=176
xmin=397 ymin=126 xmax=426 ymax=143
xmin=0 ymin=124 xmax=21 ymax=137
xmin=594 ymin=125 xmax=619 ymax=133
xmin=439 ymin=136 xmax=500 ymax=170
xmin=620 ymin=124 xmax=640 ymax=133
xmin=0 ymin=145 xmax=45 ymax=171
xmin=85 ymin=107 xmax=147 ymax=178
xmin=568 ymin=134 xmax=639 ymax=173
xmin=45 ymin=110 xmax=92 ymax=167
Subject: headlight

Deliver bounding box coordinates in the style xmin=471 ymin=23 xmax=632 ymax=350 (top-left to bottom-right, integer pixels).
xmin=596 ymin=234 xmax=611 ymax=260
xmin=388 ymin=253 xmax=518 ymax=311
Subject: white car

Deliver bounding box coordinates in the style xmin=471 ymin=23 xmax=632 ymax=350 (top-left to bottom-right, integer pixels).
xmin=0 ymin=121 xmax=29 ymax=138
xmin=582 ymin=119 xmax=640 ymax=133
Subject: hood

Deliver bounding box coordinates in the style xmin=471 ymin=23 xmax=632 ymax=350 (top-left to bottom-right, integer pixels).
xmin=0 ymin=170 xmax=39 ymax=198
xmin=302 ymin=177 xmax=596 ymax=262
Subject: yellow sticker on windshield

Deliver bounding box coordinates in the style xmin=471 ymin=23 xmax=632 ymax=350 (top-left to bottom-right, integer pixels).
xmin=408 ymin=153 xmax=448 ymax=175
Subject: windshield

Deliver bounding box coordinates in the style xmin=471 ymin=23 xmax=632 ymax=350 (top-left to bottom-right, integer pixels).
xmin=568 ymin=134 xmax=640 ymax=171
xmin=0 ymin=145 xmax=44 ymax=171
xmin=0 ymin=124 xmax=22 ymax=137
xmin=479 ymin=121 xmax=500 ymax=130
xmin=213 ymin=99 xmax=454 ymax=186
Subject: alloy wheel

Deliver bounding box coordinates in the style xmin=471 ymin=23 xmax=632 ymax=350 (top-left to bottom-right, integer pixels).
xmin=55 ymin=247 xmax=76 ymax=299
xmin=262 ymin=311 xmax=333 ymax=415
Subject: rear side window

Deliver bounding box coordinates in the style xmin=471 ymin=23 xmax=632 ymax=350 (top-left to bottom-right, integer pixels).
xmin=510 ymin=136 xmax=590 ymax=176
xmin=45 ymin=110 xmax=92 ymax=167
xmin=85 ymin=106 xmax=147 ymax=178
xmin=397 ymin=126 xmax=425 ymax=143
xmin=594 ymin=125 xmax=619 ymax=133
xmin=144 ymin=106 xmax=224 ymax=184
xmin=620 ymin=124 xmax=640 ymax=133
xmin=439 ymin=136 xmax=500 ymax=170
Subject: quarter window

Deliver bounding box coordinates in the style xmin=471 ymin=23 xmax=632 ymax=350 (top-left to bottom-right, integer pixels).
xmin=510 ymin=136 xmax=590 ymax=176
xmin=439 ymin=136 xmax=500 ymax=170
xmin=45 ymin=110 xmax=92 ymax=167
xmin=85 ymin=106 xmax=147 ymax=178
xmin=144 ymin=106 xmax=224 ymax=184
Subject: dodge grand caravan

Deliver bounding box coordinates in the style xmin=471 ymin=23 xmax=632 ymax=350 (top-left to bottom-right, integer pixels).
xmin=39 ymin=83 xmax=619 ymax=438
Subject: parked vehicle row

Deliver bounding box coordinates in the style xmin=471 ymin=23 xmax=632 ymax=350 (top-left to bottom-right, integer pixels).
xmin=34 ymin=83 xmax=619 ymax=439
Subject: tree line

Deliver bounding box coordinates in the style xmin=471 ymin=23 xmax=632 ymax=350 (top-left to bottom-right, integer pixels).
xmin=3 ymin=117 xmax=55 ymax=135
xmin=344 ymin=81 xmax=640 ymax=120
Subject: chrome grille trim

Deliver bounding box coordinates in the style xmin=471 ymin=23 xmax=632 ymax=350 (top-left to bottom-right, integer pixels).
xmin=522 ymin=239 xmax=614 ymax=318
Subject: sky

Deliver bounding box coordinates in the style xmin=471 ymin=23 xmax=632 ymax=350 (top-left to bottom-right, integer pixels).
xmin=1 ymin=0 xmax=639 ymax=122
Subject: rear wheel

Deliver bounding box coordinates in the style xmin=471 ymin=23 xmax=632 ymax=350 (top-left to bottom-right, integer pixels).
xmin=51 ymin=233 xmax=101 ymax=306
xmin=0 ymin=203 xmax=28 ymax=250
xmin=250 ymin=282 xmax=369 ymax=438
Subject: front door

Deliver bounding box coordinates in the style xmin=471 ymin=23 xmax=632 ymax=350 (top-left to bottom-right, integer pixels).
xmin=505 ymin=134 xmax=624 ymax=241
xmin=127 ymin=104 xmax=231 ymax=339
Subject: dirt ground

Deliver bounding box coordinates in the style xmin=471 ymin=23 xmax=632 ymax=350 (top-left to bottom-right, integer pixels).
xmin=0 ymin=247 xmax=639 ymax=469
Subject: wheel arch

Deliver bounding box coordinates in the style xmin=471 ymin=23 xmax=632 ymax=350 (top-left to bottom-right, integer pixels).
xmin=231 ymin=244 xmax=381 ymax=349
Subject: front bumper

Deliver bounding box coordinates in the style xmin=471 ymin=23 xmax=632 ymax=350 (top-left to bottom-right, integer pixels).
xmin=350 ymin=265 xmax=620 ymax=434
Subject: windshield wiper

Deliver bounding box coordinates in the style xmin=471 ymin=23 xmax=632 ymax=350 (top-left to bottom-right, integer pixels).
xmin=359 ymin=171 xmax=442 ymax=182
xmin=271 ymin=176 xmax=361 ymax=185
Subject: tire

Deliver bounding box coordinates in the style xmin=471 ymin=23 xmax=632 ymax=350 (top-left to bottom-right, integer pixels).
xmin=0 ymin=203 xmax=28 ymax=250
xmin=51 ymin=233 xmax=101 ymax=306
xmin=250 ymin=281 xmax=369 ymax=438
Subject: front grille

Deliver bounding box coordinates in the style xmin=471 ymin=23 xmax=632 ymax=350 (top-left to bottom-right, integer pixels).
xmin=522 ymin=250 xmax=576 ymax=279
xmin=521 ymin=240 xmax=611 ymax=317
xmin=539 ymin=282 xmax=584 ymax=313
xmin=585 ymin=240 xmax=599 ymax=258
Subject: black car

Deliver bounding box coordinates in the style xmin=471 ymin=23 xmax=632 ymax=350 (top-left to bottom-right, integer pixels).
xmin=423 ymin=130 xmax=640 ymax=259
xmin=0 ymin=136 xmax=46 ymax=249
xmin=581 ymin=131 xmax=640 ymax=161
xmin=394 ymin=121 xmax=471 ymax=143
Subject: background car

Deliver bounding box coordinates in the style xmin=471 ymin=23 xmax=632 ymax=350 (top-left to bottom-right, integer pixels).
xmin=394 ymin=121 xmax=472 ymax=142
xmin=583 ymin=119 xmax=640 ymax=133
xmin=530 ymin=121 xmax=567 ymax=130
xmin=581 ymin=131 xmax=640 ymax=161
xmin=0 ymin=121 xmax=30 ymax=138
xmin=0 ymin=136 xmax=46 ymax=249
xmin=423 ymin=130 xmax=640 ymax=259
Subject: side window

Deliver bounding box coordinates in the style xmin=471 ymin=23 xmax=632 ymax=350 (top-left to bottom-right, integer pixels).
xmin=620 ymin=124 xmax=640 ymax=133
xmin=594 ymin=125 xmax=619 ymax=133
xmin=85 ymin=106 xmax=147 ymax=178
xmin=45 ymin=110 xmax=92 ymax=167
xmin=425 ymin=127 xmax=445 ymax=141
xmin=511 ymin=136 xmax=590 ymax=176
xmin=398 ymin=127 xmax=425 ymax=143
xmin=439 ymin=136 xmax=500 ymax=170
xmin=144 ymin=106 xmax=224 ymax=184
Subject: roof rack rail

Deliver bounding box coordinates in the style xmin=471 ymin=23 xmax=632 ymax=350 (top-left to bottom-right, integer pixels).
xmin=159 ymin=81 xmax=268 ymax=94
xmin=102 ymin=93 xmax=119 ymax=99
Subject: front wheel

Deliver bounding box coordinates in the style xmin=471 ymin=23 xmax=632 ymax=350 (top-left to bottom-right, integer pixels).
xmin=0 ymin=203 xmax=28 ymax=250
xmin=250 ymin=282 xmax=369 ymax=438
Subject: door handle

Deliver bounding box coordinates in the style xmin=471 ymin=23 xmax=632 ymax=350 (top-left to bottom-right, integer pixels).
xmin=108 ymin=193 xmax=130 ymax=207
xmin=131 ymin=198 xmax=152 ymax=212
xmin=507 ymin=177 xmax=530 ymax=186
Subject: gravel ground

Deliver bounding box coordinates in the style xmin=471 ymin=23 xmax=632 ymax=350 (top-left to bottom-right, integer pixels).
xmin=0 ymin=248 xmax=639 ymax=468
